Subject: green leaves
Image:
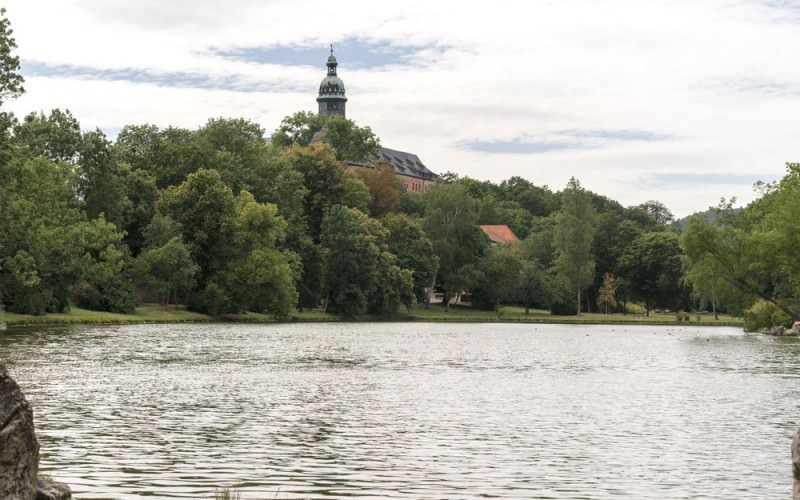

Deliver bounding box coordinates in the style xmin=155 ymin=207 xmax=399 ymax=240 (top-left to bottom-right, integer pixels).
xmin=0 ymin=8 xmax=23 ymax=106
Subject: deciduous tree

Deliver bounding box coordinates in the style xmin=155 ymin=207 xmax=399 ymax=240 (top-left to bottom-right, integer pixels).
xmin=553 ymin=178 xmax=596 ymax=315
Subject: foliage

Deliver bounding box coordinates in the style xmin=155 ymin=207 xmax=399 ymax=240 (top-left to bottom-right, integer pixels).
xmin=381 ymin=213 xmax=439 ymax=303
xmin=139 ymin=237 xmax=198 ymax=306
xmin=743 ymin=299 xmax=792 ymax=333
xmin=353 ymin=162 xmax=402 ymax=217
xmin=271 ymin=111 xmax=380 ymax=161
xmin=619 ymin=231 xmax=684 ymax=315
xmin=553 ymin=178 xmax=596 ymax=314
xmin=471 ymin=244 xmax=524 ymax=311
xmin=0 ymin=8 xmax=24 ymax=105
xmin=422 ymin=182 xmax=488 ymax=309
xmin=321 ymin=205 xmax=413 ymax=317
xmin=597 ymin=273 xmax=617 ymax=314
xmin=14 ymin=109 xmax=81 ymax=162
xmin=681 ymin=166 xmax=800 ymax=323
xmin=637 ymin=200 xmax=675 ymax=225
xmin=80 ymin=129 xmax=128 ymax=226
xmin=549 ymin=277 xmax=579 ymax=315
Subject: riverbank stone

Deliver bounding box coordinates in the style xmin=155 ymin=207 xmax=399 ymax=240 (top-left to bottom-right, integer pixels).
xmin=794 ymin=429 xmax=800 ymax=500
xmin=0 ymin=360 xmax=39 ymax=500
xmin=35 ymin=477 xmax=71 ymax=500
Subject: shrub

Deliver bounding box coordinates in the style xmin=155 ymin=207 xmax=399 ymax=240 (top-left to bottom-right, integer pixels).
xmin=744 ymin=300 xmax=791 ymax=332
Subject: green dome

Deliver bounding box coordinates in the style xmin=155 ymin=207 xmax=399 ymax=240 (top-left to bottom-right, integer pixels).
xmin=318 ymin=74 xmax=346 ymax=99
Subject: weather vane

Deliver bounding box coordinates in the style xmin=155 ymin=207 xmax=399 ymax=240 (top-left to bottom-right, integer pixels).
xmin=330 ymin=44 xmax=334 ymax=55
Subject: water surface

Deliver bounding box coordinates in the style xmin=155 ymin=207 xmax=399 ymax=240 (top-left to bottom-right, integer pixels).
xmin=1 ymin=322 xmax=798 ymax=499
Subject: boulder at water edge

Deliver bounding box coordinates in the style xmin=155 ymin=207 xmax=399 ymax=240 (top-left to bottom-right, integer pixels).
xmin=793 ymin=429 xmax=800 ymax=500
xmin=0 ymin=360 xmax=39 ymax=499
xmin=35 ymin=477 xmax=72 ymax=500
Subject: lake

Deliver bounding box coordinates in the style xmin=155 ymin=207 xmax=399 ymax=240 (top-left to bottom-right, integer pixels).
xmin=1 ymin=322 xmax=798 ymax=499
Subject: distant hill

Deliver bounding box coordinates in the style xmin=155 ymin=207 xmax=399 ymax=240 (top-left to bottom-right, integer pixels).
xmin=673 ymin=207 xmax=742 ymax=230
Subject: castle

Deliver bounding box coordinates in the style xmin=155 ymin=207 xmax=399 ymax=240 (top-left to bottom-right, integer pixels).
xmin=316 ymin=49 xmax=438 ymax=192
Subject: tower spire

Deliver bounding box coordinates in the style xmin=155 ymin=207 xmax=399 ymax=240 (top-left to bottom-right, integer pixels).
xmin=317 ymin=47 xmax=347 ymax=117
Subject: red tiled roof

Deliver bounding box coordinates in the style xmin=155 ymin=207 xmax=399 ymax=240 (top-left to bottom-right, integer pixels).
xmin=479 ymin=225 xmax=519 ymax=244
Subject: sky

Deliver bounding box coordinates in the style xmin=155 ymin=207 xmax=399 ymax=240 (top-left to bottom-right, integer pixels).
xmin=4 ymin=0 xmax=800 ymax=217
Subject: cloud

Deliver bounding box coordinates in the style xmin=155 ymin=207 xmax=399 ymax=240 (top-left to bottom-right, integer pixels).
xmin=21 ymin=62 xmax=308 ymax=93
xmin=3 ymin=0 xmax=800 ymax=217
xmin=211 ymin=38 xmax=450 ymax=69
xmin=457 ymin=129 xmax=674 ymax=154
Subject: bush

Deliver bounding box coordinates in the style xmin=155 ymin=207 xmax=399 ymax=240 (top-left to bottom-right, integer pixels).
xmin=549 ymin=282 xmax=578 ymax=316
xmin=744 ymin=300 xmax=791 ymax=332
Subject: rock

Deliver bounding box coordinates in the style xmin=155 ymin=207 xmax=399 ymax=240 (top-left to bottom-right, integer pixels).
xmin=0 ymin=360 xmax=39 ymax=500
xmin=767 ymin=325 xmax=786 ymax=336
xmin=793 ymin=429 xmax=800 ymax=500
xmin=35 ymin=477 xmax=71 ymax=500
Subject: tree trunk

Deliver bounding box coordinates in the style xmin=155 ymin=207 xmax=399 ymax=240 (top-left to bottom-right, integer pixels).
xmin=425 ymin=274 xmax=437 ymax=306
xmin=576 ymin=287 xmax=581 ymax=316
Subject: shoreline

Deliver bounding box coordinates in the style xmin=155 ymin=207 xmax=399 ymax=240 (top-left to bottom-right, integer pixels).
xmin=0 ymin=304 xmax=744 ymax=329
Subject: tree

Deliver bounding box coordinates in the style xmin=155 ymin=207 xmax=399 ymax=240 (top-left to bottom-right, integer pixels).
xmin=157 ymin=168 xmax=237 ymax=277
xmin=422 ymin=182 xmax=488 ymax=309
xmin=681 ymin=166 xmax=800 ymax=323
xmin=353 ymin=162 xmax=402 ymax=217
xmin=196 ymin=117 xmax=268 ymax=194
xmin=553 ymin=178 xmax=597 ymax=315
xmin=80 ymin=129 xmax=128 ymax=226
xmin=0 ymin=157 xmax=86 ymax=313
xmin=284 ymin=143 xmax=349 ymax=239
xmin=637 ymin=200 xmax=675 ymax=225
xmin=499 ymin=176 xmax=559 ymax=217
xmin=518 ymin=259 xmax=552 ymax=314
xmin=0 ymin=8 xmax=24 ymax=106
xmin=271 ymin=111 xmax=380 ymax=161
xmin=471 ymin=244 xmax=524 ymax=311
xmin=139 ymin=237 xmax=198 ymax=306
xmin=14 ymin=109 xmax=81 ymax=163
xmin=321 ymin=205 xmax=412 ymax=317
xmin=619 ymin=231 xmax=684 ymax=315
xmin=73 ymin=216 xmax=140 ymax=313
xmin=382 ymin=213 xmax=439 ymax=303
xmin=597 ymin=273 xmax=617 ymax=314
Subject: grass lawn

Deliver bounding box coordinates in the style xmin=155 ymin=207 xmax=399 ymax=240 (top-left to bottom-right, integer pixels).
xmin=398 ymin=304 xmax=743 ymax=326
xmin=3 ymin=304 xmax=213 ymax=326
xmin=1 ymin=303 xmax=743 ymax=327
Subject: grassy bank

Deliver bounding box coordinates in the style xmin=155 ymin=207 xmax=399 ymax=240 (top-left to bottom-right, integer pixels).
xmin=1 ymin=303 xmax=743 ymax=327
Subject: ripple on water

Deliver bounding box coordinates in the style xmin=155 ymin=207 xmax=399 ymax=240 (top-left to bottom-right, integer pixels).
xmin=1 ymin=322 xmax=797 ymax=499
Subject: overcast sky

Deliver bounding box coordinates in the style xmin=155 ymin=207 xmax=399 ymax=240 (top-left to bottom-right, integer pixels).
xmin=4 ymin=0 xmax=800 ymax=217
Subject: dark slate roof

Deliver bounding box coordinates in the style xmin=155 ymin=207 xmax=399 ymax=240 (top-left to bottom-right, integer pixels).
xmin=367 ymin=146 xmax=438 ymax=181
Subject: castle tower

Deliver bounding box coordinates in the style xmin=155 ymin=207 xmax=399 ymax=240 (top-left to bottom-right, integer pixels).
xmin=317 ymin=46 xmax=347 ymax=117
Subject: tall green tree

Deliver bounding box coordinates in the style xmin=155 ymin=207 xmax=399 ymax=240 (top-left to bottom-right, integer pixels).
xmin=0 ymin=8 xmax=24 ymax=106
xmin=471 ymin=244 xmax=524 ymax=311
xmin=139 ymin=236 xmax=198 ymax=306
xmin=553 ymin=177 xmax=597 ymax=315
xmin=80 ymin=129 xmax=128 ymax=226
xmin=682 ymin=165 xmax=800 ymax=322
xmin=619 ymin=231 xmax=684 ymax=316
xmin=422 ymin=182 xmax=488 ymax=309
xmin=14 ymin=109 xmax=81 ymax=163
xmin=382 ymin=213 xmax=439 ymax=303
xmin=321 ymin=205 xmax=412 ymax=317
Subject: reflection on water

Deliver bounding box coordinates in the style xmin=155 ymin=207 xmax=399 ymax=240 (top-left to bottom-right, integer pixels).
xmin=1 ymin=323 xmax=799 ymax=499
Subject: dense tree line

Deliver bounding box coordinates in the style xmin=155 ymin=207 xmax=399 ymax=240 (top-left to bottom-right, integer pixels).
xmin=0 ymin=10 xmax=795 ymax=328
